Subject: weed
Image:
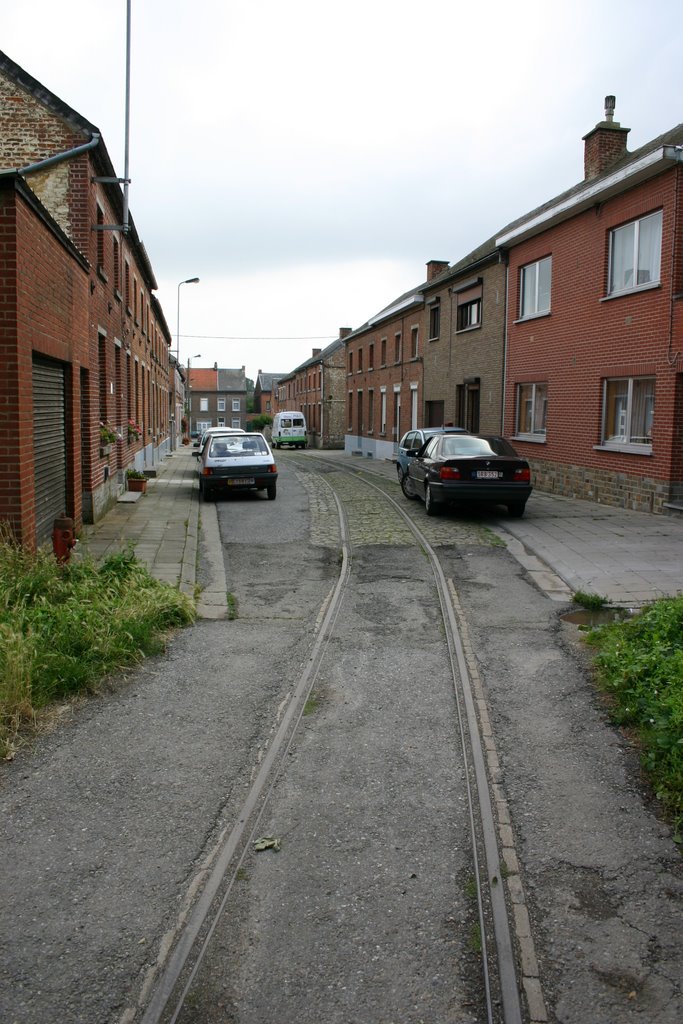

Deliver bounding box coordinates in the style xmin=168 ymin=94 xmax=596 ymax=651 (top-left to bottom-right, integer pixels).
xmin=464 ymin=876 xmax=478 ymax=901
xmin=586 ymin=596 xmax=683 ymax=838
xmin=469 ymin=923 xmax=482 ymax=953
xmin=303 ymin=693 xmax=319 ymax=716
xmin=0 ymin=531 xmax=194 ymax=757
xmin=573 ymin=591 xmax=608 ymax=610
xmin=226 ymin=593 xmax=239 ymax=620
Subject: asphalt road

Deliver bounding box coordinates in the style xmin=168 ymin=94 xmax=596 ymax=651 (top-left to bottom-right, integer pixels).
xmin=0 ymin=456 xmax=681 ymax=1024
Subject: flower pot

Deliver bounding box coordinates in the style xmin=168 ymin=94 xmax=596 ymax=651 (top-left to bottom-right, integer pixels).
xmin=100 ymin=444 xmax=113 ymax=457
xmin=127 ymin=478 xmax=147 ymax=493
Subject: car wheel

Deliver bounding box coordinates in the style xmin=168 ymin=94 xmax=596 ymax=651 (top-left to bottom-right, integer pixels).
xmin=425 ymin=483 xmax=441 ymax=516
xmin=203 ymin=486 xmax=214 ymax=502
xmin=267 ymin=484 xmax=277 ymax=500
xmin=507 ymin=502 xmax=526 ymax=518
xmin=396 ymin=464 xmax=405 ymax=483
xmin=400 ymin=473 xmax=417 ymax=500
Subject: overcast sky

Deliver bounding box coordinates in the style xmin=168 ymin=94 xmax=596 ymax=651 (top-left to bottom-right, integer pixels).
xmin=4 ymin=0 xmax=683 ymax=382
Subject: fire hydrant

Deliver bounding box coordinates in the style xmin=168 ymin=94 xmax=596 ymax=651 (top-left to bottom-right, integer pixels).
xmin=52 ymin=516 xmax=76 ymax=563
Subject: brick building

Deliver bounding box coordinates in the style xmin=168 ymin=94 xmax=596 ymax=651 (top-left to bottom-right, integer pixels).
xmin=253 ymin=371 xmax=286 ymax=417
xmin=187 ymin=365 xmax=247 ymax=435
xmin=0 ymin=51 xmax=173 ymax=548
xmin=500 ymin=98 xmax=683 ymax=513
xmin=276 ymin=335 xmax=348 ymax=448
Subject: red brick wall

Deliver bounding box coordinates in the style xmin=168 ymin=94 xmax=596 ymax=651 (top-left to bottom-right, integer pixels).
xmin=504 ymin=166 xmax=683 ymax=511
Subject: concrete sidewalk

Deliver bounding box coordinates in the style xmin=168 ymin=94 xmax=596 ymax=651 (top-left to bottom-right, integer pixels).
xmin=76 ymin=445 xmax=683 ymax=612
xmin=76 ymin=445 xmax=200 ymax=598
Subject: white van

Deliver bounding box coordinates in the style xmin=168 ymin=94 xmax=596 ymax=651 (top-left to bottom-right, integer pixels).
xmin=271 ymin=411 xmax=307 ymax=449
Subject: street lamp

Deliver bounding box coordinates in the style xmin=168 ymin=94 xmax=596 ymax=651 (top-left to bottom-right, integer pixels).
xmin=176 ymin=276 xmax=200 ymax=367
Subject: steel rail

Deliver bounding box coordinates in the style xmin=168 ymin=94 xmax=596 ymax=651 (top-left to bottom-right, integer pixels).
xmin=295 ymin=452 xmax=524 ymax=1024
xmin=139 ymin=481 xmax=351 ymax=1024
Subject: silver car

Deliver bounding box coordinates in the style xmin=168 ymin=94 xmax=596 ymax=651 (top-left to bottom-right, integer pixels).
xmin=198 ymin=432 xmax=278 ymax=501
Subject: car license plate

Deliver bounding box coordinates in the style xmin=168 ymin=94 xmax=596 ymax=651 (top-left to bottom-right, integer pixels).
xmin=475 ymin=470 xmax=501 ymax=479
xmin=228 ymin=478 xmax=255 ymax=486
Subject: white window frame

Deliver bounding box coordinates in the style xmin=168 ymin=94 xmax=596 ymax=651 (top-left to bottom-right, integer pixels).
xmin=515 ymin=383 xmax=547 ymax=440
xmin=217 ymin=398 xmax=226 ymax=411
xmin=519 ymin=256 xmax=551 ymax=319
xmin=231 ymin=417 xmax=241 ymax=429
xmin=410 ymin=383 xmax=418 ymax=430
xmin=598 ymin=376 xmax=654 ymax=453
xmin=380 ymin=387 xmax=387 ymax=435
xmin=608 ymin=211 xmax=662 ymax=296
xmin=232 ymin=399 xmax=240 ymax=412
xmin=199 ymin=397 xmax=209 ymax=412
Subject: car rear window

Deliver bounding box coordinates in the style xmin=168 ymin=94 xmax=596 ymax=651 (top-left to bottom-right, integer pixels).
xmin=209 ymin=436 xmax=268 ymax=457
xmin=441 ymin=436 xmax=518 ymax=458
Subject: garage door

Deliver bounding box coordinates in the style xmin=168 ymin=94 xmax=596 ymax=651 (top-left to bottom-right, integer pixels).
xmin=33 ymin=358 xmax=67 ymax=547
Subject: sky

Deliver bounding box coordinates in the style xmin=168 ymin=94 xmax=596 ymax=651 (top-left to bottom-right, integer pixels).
xmin=3 ymin=0 xmax=683 ymax=383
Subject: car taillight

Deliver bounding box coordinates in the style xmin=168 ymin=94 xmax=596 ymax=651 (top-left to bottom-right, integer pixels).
xmin=202 ymin=467 xmax=213 ymax=476
xmin=440 ymin=466 xmax=461 ymax=480
xmin=270 ymin=464 xmax=277 ymax=473
xmin=514 ymin=467 xmax=531 ymax=482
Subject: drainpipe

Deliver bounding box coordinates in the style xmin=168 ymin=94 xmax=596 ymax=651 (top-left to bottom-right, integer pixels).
xmin=501 ymin=253 xmax=509 ymax=435
xmin=10 ymin=133 xmax=101 ymax=177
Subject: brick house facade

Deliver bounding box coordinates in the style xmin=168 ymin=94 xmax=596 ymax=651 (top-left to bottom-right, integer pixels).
xmin=0 ymin=51 xmax=173 ymax=548
xmin=500 ymin=100 xmax=683 ymax=513
xmin=254 ymin=371 xmax=285 ymax=417
xmin=187 ymin=366 xmax=247 ymax=435
xmin=276 ymin=335 xmax=348 ymax=448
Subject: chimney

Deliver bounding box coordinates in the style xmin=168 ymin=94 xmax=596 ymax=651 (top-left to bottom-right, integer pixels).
xmin=582 ymin=96 xmax=630 ymax=181
xmin=312 ymin=348 xmax=322 ymax=358
xmin=339 ymin=327 xmax=352 ymax=339
xmin=426 ymin=260 xmax=449 ymax=282
xmin=213 ymin=362 xmax=218 ymax=370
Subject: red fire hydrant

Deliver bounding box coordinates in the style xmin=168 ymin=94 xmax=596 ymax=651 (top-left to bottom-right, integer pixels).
xmin=52 ymin=516 xmax=76 ymax=563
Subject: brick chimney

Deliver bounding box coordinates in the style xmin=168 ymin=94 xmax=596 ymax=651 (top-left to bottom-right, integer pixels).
xmin=339 ymin=327 xmax=352 ymax=339
xmin=426 ymin=260 xmax=449 ymax=282
xmin=583 ymin=96 xmax=630 ymax=181
xmin=312 ymin=348 xmax=322 ymax=358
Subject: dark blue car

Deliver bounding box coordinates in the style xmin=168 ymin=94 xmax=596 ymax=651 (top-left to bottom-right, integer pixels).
xmin=396 ymin=427 xmax=468 ymax=481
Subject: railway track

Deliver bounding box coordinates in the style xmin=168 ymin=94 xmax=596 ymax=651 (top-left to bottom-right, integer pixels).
xmin=134 ymin=453 xmax=538 ymax=1024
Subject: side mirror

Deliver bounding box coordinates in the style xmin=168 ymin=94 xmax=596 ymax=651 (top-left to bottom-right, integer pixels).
xmin=192 ymin=450 xmax=200 ymax=458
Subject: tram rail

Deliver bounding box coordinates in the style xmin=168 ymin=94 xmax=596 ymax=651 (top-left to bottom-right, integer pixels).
xmin=135 ymin=451 xmax=530 ymax=1024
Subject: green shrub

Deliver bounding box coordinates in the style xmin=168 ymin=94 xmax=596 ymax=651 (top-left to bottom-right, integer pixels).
xmin=587 ymin=597 xmax=683 ymax=838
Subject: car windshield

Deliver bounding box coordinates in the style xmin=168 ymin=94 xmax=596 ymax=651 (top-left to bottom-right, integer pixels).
xmin=209 ymin=436 xmax=268 ymax=457
xmin=440 ymin=436 xmax=517 ymax=458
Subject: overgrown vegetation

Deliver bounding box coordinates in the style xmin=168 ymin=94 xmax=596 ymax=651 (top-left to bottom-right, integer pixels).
xmin=573 ymin=590 xmax=608 ymax=610
xmin=0 ymin=531 xmax=195 ymax=757
xmin=586 ymin=596 xmax=683 ymax=840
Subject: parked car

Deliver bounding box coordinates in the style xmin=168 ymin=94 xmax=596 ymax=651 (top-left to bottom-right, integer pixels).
xmin=396 ymin=426 xmax=468 ymax=481
xmin=198 ymin=432 xmax=278 ymax=501
xmin=193 ymin=426 xmax=245 ymax=457
xmin=271 ymin=410 xmax=307 ymax=449
xmin=401 ymin=433 xmax=532 ymax=517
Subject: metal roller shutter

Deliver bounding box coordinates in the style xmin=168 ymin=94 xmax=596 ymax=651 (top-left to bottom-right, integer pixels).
xmin=33 ymin=358 xmax=67 ymax=547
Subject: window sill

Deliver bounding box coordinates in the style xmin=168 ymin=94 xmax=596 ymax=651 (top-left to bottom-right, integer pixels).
xmin=513 ymin=310 xmax=551 ymax=325
xmin=600 ymin=281 xmax=660 ymax=302
xmin=511 ymin=434 xmax=546 ymax=444
xmin=428 ymin=336 xmax=440 ymax=343
xmin=455 ymin=324 xmax=481 ymax=335
xmin=594 ymin=443 xmax=652 ymax=455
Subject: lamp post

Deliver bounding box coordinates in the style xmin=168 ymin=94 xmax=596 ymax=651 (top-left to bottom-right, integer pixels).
xmin=176 ymin=278 xmax=199 ymax=443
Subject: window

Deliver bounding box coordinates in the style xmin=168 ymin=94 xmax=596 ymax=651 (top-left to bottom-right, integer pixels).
xmin=520 ymin=257 xmax=551 ymax=318
xmin=217 ymin=399 xmax=225 ymax=411
xmin=347 ymin=391 xmax=353 ymax=430
xmin=358 ymin=348 xmax=363 ymax=371
xmin=113 ymin=237 xmax=121 ymax=293
xmin=410 ymin=384 xmax=418 ymax=429
xmin=394 ymin=332 xmax=401 ymax=363
xmin=428 ymin=300 xmax=440 ymax=340
xmin=380 ymin=338 xmax=387 ymax=365
xmin=411 ymin=327 xmax=419 ymax=359
xmin=516 ymin=383 xmax=547 ymax=437
xmin=231 ymin=418 xmax=241 ymax=429
xmin=457 ymin=298 xmax=482 ymax=331
xmin=380 ymin=389 xmax=387 ymax=434
xmin=96 ymin=206 xmax=105 ymax=270
xmin=218 ymin=417 xmax=225 ymax=427
xmin=200 ymin=397 xmax=209 ymax=412
xmin=601 ymin=377 xmax=654 ymax=448
xmin=608 ymin=211 xmax=662 ymax=295
xmin=368 ymin=388 xmax=374 ymax=431
xmin=348 ymin=352 xmax=353 ymax=374
xmin=232 ymin=399 xmax=240 ymax=412
xmin=368 ymin=344 xmax=374 ymax=370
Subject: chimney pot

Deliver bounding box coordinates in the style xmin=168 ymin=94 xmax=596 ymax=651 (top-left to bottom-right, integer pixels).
xmin=582 ymin=96 xmax=629 ymax=181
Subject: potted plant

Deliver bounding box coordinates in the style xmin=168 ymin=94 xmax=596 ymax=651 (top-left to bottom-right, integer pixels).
xmin=126 ymin=468 xmax=147 ymax=493
xmin=181 ymin=416 xmax=190 ymax=444
xmin=99 ymin=421 xmax=117 ymax=457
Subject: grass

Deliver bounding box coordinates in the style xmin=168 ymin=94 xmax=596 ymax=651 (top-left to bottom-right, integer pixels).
xmin=573 ymin=590 xmax=608 ymax=610
xmin=0 ymin=531 xmax=195 ymax=757
xmin=585 ymin=596 xmax=683 ymax=841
